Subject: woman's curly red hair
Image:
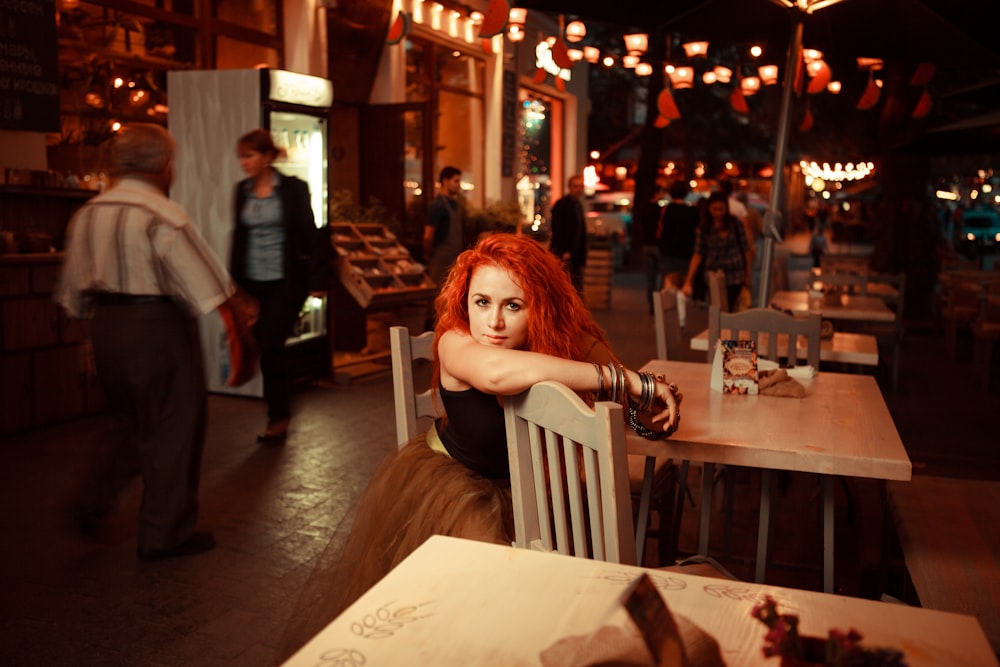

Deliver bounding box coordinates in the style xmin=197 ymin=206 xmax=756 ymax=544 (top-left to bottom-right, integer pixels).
xmin=433 ymin=233 xmax=611 ymax=364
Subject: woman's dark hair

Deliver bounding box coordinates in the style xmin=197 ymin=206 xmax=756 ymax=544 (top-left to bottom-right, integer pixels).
xmin=237 ymin=128 xmax=280 ymax=158
xmin=699 ymin=191 xmax=739 ymax=233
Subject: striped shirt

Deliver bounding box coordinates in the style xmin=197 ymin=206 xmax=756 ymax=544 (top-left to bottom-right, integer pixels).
xmin=56 ymin=177 xmax=234 ymax=318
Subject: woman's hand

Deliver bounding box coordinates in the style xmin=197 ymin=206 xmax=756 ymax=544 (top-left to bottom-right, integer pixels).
xmin=648 ymin=377 xmax=682 ymax=433
xmin=626 ymin=369 xmax=681 ymax=434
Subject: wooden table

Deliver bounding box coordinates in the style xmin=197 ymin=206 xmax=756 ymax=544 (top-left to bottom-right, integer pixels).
xmin=284 ymin=535 xmax=998 ymax=667
xmin=689 ymin=327 xmax=879 ymax=366
xmin=888 ymin=476 xmax=1000 ymax=654
xmin=770 ymin=290 xmax=896 ymax=323
xmin=631 ymin=361 xmax=911 ymax=593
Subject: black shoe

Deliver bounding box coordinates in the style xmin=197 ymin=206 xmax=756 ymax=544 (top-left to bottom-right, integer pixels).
xmin=66 ymin=507 xmax=104 ymax=541
xmin=137 ymin=531 xmax=216 ymax=562
xmin=257 ymin=417 xmax=290 ymax=444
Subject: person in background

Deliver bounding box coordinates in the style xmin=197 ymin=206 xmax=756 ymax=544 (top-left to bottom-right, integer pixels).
xmin=231 ymin=129 xmax=317 ymax=444
xmin=423 ymin=166 xmax=465 ymax=330
xmin=635 ymin=176 xmax=668 ymax=314
xmin=720 ymin=179 xmax=748 ymax=224
xmin=317 ymin=233 xmax=681 ymax=622
xmin=548 ymin=174 xmax=588 ymax=293
xmin=682 ymin=191 xmax=752 ymax=311
xmin=57 ymin=123 xmax=252 ymax=562
xmin=658 ymin=179 xmax=700 ymax=292
xmin=810 ymin=218 xmax=830 ymax=268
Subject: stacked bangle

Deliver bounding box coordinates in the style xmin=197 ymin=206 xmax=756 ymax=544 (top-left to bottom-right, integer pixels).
xmin=593 ymin=362 xmax=605 ymax=400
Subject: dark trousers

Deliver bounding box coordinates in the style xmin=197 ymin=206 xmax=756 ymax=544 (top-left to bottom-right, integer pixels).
xmin=243 ymin=279 xmax=306 ymax=423
xmin=82 ymin=301 xmax=206 ymax=551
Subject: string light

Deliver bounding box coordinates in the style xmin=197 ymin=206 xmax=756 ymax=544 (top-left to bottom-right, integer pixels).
xmin=799 ymin=160 xmax=875 ymax=182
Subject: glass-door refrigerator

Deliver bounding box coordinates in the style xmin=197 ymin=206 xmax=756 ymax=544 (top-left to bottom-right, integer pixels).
xmin=168 ymin=68 xmax=334 ymax=396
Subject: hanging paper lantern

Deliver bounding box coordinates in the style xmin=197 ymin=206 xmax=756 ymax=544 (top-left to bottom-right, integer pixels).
xmin=910 ymin=63 xmax=935 ymax=87
xmin=806 ymin=61 xmax=831 ymax=95
xmin=385 ymin=11 xmax=411 ymax=45
xmin=657 ymin=88 xmax=681 ymax=120
xmin=478 ymin=0 xmax=510 ymax=39
xmin=792 ymin=51 xmax=806 ymax=96
xmin=912 ymin=89 xmax=933 ymax=119
xmin=856 ymin=76 xmax=881 ymax=110
xmin=654 ymin=115 xmax=671 ymax=128
xmin=480 ymin=38 xmax=494 ymax=55
xmin=799 ymin=103 xmax=814 ymax=131
xmin=552 ymin=39 xmax=574 ymax=70
xmin=730 ymin=87 xmax=749 ymax=114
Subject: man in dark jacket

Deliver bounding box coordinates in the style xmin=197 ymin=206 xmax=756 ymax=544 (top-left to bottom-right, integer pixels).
xmin=549 ymin=175 xmax=588 ymax=292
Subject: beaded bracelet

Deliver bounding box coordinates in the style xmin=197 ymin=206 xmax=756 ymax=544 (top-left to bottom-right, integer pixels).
xmin=627 ymin=404 xmax=681 ymax=440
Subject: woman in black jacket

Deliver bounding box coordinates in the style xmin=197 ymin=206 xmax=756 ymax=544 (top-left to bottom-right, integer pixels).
xmin=231 ymin=129 xmax=315 ymax=442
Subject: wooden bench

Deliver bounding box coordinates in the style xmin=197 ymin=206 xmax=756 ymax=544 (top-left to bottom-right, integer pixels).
xmin=887 ymin=476 xmax=1000 ymax=654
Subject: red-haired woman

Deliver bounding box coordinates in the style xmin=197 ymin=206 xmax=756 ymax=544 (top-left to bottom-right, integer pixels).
xmin=298 ymin=233 xmax=680 ymax=634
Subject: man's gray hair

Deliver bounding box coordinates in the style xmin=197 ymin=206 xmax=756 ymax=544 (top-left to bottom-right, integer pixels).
xmin=111 ymin=123 xmax=175 ymax=176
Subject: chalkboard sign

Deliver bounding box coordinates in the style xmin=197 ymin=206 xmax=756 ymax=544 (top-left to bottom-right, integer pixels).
xmin=0 ymin=0 xmax=60 ymax=132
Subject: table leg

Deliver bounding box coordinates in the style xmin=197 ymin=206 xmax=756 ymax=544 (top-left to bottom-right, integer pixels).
xmin=667 ymin=460 xmax=691 ymax=564
xmin=699 ymin=462 xmax=714 ymax=555
xmin=755 ymin=469 xmax=773 ymax=583
xmin=823 ymin=474 xmax=835 ymax=593
xmin=635 ymin=456 xmax=655 ymax=562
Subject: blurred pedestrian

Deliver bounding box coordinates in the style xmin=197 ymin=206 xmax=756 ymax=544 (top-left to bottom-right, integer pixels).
xmin=681 ymin=191 xmax=752 ymax=311
xmin=57 ymin=123 xmax=252 ymax=562
xmin=549 ymin=174 xmax=588 ymax=293
xmin=635 ymin=177 xmax=668 ymax=313
xmin=424 ymin=166 xmax=465 ymax=329
xmin=658 ymin=180 xmax=700 ymax=284
xmin=231 ymin=129 xmax=319 ymax=443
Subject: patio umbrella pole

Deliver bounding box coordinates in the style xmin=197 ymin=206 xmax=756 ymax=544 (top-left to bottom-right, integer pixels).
xmin=757 ymin=17 xmax=803 ymax=307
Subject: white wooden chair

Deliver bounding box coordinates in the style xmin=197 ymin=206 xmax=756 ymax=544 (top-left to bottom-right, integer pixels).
xmin=653 ymin=288 xmax=685 ymax=362
xmin=706 ymin=269 xmax=729 ymax=313
xmin=389 ymin=326 xmax=442 ymax=449
xmin=707 ymin=306 xmax=821 ymax=368
xmin=863 ymin=272 xmax=907 ymax=392
xmin=504 ymin=380 xmax=638 ymax=565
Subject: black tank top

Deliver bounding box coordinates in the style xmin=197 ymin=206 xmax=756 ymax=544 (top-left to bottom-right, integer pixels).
xmin=437 ymin=385 xmax=510 ymax=480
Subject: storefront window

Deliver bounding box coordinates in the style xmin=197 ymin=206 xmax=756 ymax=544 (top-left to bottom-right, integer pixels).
xmin=403 ymin=110 xmax=425 ymax=213
xmin=437 ymin=90 xmax=483 ymax=207
xmin=435 ymin=49 xmax=484 ymax=94
xmin=517 ymin=90 xmax=559 ymax=228
xmin=404 ymin=40 xmax=430 ymax=102
xmin=405 ymin=36 xmax=485 ymax=209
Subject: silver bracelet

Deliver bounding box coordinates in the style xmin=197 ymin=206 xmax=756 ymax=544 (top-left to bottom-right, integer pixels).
xmin=593 ymin=362 xmax=605 ymax=400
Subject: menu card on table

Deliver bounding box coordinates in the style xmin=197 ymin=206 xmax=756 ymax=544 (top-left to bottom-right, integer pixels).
xmin=721 ymin=340 xmax=759 ymax=394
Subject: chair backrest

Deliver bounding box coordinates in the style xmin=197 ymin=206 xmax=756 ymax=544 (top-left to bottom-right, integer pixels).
xmin=504 ymin=380 xmax=637 ymax=566
xmin=867 ymin=272 xmax=907 ymax=335
xmin=389 ymin=326 xmax=442 ymax=449
xmin=707 ymin=305 xmax=822 ymax=368
xmin=810 ymin=267 xmax=870 ymax=295
xmin=820 ymin=254 xmax=870 ymax=275
xmin=706 ymin=269 xmax=729 ymax=312
xmin=653 ymin=288 xmax=685 ymax=361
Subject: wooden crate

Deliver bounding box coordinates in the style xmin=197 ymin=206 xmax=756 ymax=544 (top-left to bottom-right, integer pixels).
xmin=583 ymin=247 xmax=613 ymax=310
